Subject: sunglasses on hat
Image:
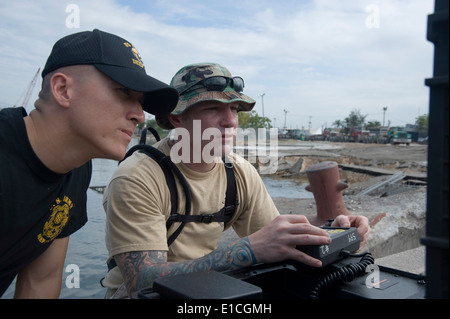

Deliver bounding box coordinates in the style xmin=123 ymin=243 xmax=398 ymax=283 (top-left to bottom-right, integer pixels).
xmin=179 ymin=76 xmax=245 ymax=96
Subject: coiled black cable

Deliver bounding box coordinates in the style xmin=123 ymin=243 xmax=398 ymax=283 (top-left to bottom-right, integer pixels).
xmin=308 ymin=251 xmax=374 ymax=299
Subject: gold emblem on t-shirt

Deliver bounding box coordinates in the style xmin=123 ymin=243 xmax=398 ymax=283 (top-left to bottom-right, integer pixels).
xmin=37 ymin=196 xmax=73 ymax=243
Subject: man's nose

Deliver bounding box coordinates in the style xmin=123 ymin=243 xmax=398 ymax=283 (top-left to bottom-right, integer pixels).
xmin=220 ymin=106 xmax=238 ymax=127
xmin=128 ymin=101 xmax=145 ymax=124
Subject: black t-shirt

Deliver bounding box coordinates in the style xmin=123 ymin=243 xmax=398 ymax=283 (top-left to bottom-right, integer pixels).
xmin=0 ymin=107 xmax=92 ymax=296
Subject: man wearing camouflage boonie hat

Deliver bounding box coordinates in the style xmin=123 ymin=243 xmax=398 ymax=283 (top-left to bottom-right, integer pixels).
xmin=156 ymin=62 xmax=255 ymax=130
xmin=102 ymin=62 xmax=371 ymax=298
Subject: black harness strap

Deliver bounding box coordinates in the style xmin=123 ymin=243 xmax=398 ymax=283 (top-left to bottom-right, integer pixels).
xmin=223 ymin=161 xmax=238 ymax=228
xmin=165 ymin=158 xmax=237 ymax=246
xmin=139 ymin=126 xmax=161 ymax=144
xmin=121 ymin=145 xmax=181 ymax=222
xmin=121 ymin=143 xmax=193 ymax=247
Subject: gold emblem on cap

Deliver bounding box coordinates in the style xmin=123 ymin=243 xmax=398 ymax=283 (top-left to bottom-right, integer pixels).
xmin=123 ymin=42 xmax=144 ymax=68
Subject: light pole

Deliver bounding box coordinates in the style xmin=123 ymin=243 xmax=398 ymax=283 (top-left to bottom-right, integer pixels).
xmin=383 ymin=107 xmax=387 ymax=127
xmin=259 ymin=93 xmax=265 ymax=117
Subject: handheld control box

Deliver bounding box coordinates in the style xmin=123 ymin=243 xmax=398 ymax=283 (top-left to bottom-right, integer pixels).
xmin=297 ymin=227 xmax=360 ymax=267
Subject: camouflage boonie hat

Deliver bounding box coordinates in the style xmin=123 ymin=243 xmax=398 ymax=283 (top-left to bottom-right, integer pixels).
xmin=156 ymin=63 xmax=255 ymax=129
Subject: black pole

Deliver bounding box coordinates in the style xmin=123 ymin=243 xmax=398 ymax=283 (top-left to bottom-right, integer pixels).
xmin=421 ymin=0 xmax=449 ymax=299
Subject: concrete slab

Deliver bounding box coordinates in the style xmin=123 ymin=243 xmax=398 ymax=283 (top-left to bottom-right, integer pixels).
xmin=375 ymin=246 xmax=425 ymax=275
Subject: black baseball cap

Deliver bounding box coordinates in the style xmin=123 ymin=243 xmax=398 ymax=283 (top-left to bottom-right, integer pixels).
xmin=42 ymin=29 xmax=178 ymax=115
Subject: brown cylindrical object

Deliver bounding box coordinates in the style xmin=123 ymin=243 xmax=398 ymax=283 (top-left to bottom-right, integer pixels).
xmin=305 ymin=161 xmax=349 ymax=225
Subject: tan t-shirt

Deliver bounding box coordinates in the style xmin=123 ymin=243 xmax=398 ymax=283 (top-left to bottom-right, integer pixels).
xmin=103 ymin=138 xmax=279 ymax=289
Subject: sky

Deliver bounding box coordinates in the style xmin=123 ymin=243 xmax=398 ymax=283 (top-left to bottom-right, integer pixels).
xmin=0 ymin=0 xmax=435 ymax=131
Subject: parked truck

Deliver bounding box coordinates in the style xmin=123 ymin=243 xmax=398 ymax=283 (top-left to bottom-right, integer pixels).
xmin=388 ymin=126 xmax=412 ymax=145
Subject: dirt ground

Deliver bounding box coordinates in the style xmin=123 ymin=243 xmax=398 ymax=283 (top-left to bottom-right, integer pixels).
xmin=220 ymin=141 xmax=428 ymax=258
xmin=271 ymin=140 xmax=427 ymax=212
xmin=275 ymin=140 xmax=427 ymax=173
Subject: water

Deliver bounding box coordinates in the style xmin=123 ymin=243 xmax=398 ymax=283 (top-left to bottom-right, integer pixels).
xmin=261 ymin=175 xmax=313 ymax=199
xmin=3 ymin=157 xmax=312 ymax=299
xmin=59 ymin=159 xmax=117 ymax=299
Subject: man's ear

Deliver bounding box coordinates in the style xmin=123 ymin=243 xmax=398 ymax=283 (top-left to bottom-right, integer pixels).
xmin=168 ymin=113 xmax=182 ymax=128
xmin=49 ymin=73 xmax=72 ymax=108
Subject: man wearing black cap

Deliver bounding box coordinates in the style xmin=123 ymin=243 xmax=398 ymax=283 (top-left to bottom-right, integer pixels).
xmin=0 ymin=29 xmax=178 ymax=298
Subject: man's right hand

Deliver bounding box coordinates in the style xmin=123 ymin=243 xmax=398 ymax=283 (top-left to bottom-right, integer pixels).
xmin=248 ymin=215 xmax=332 ymax=267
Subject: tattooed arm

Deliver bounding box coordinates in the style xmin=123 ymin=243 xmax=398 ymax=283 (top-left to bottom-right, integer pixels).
xmin=115 ymin=215 xmax=333 ymax=298
xmin=114 ymin=237 xmax=256 ymax=298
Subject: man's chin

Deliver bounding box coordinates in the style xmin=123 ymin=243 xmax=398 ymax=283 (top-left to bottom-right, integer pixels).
xmin=99 ymin=145 xmax=128 ymax=162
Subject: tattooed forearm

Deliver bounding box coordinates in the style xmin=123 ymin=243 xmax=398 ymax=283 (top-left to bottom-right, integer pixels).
xmin=218 ymin=237 xmax=256 ymax=271
xmin=114 ymin=249 xmax=167 ymax=296
xmin=114 ymin=237 xmax=257 ymax=297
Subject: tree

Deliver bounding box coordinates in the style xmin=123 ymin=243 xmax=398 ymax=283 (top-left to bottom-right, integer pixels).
xmin=366 ymin=120 xmax=382 ymax=130
xmin=342 ymin=109 xmax=367 ymax=134
xmin=238 ymin=110 xmax=272 ymax=129
xmin=415 ymin=114 xmax=429 ymax=137
xmin=415 ymin=114 xmax=429 ymax=130
xmin=332 ymin=119 xmax=343 ymax=128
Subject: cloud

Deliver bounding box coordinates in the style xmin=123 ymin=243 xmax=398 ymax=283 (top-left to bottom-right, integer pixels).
xmin=0 ymin=0 xmax=434 ymax=129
